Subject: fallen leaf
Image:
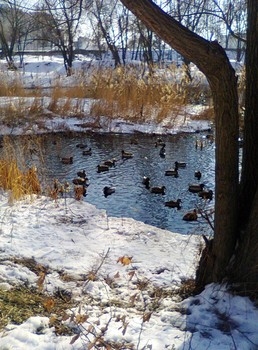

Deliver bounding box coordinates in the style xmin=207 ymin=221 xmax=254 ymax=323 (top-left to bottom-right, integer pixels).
xmin=75 ymin=314 xmax=88 ymax=324
xmin=37 ymin=271 xmax=46 ymax=291
xmin=70 ymin=334 xmax=80 ymax=345
xmin=128 ymin=270 xmax=135 ymax=280
xmin=117 ymin=256 xmax=133 ymax=265
xmin=143 ymin=312 xmax=152 ymax=322
xmin=43 ymin=297 xmax=55 ymax=312
xmin=114 ymin=271 xmax=120 ymax=278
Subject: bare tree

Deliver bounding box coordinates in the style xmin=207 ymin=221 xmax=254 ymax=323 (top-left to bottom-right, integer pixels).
xmin=119 ymin=0 xmax=258 ymax=294
xmin=35 ymin=0 xmax=84 ymax=75
xmin=212 ymin=0 xmax=247 ymax=61
xmin=0 ymin=0 xmax=35 ymax=69
xmin=89 ymin=0 xmax=121 ymax=67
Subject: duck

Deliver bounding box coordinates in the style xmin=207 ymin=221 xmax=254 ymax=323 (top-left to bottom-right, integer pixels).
xmin=61 ymin=156 xmax=73 ymax=164
xmin=151 ymin=186 xmax=166 ymax=194
xmin=165 ymin=199 xmax=182 ymax=209
xmin=165 ymin=168 xmax=179 ymax=177
xmin=159 ymin=144 xmax=166 ymax=157
xmin=130 ymin=138 xmax=138 ymax=145
xmin=121 ymin=150 xmax=133 ymax=159
xmin=198 ymin=189 xmax=213 ymax=200
xmin=76 ymin=143 xmax=87 ymax=149
xmin=103 ymin=159 xmax=116 ymax=167
xmin=72 ymin=178 xmax=89 ymax=186
xmin=82 ymin=148 xmax=92 ymax=156
xmin=194 ymin=170 xmax=202 ymax=180
xmin=155 ymin=138 xmax=165 ymax=147
xmin=74 ymin=185 xmax=87 ymax=199
xmin=188 ymin=183 xmax=205 ymax=193
xmin=97 ymin=164 xmax=109 ymax=173
xmin=103 ymin=186 xmax=116 ymax=197
xmin=183 ymin=209 xmax=198 ymax=221
xmin=142 ymin=176 xmax=150 ymax=189
xmin=77 ymin=170 xmax=87 ymax=178
xmin=175 ymin=161 xmax=186 ymax=168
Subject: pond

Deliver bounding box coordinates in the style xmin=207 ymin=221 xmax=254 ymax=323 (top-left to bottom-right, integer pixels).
xmin=7 ymin=131 xmax=216 ymax=235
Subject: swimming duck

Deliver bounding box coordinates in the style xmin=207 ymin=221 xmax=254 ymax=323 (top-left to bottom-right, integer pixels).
xmin=103 ymin=186 xmax=116 ymax=197
xmin=76 ymin=143 xmax=87 ymax=149
xmin=175 ymin=161 xmax=186 ymax=168
xmin=198 ymin=189 xmax=213 ymax=200
xmin=130 ymin=138 xmax=138 ymax=145
xmin=159 ymin=144 xmax=166 ymax=157
xmin=165 ymin=168 xmax=179 ymax=177
xmin=183 ymin=209 xmax=198 ymax=221
xmin=122 ymin=150 xmax=133 ymax=159
xmin=155 ymin=138 xmax=165 ymax=147
xmin=61 ymin=156 xmax=73 ymax=164
xmin=165 ymin=199 xmax=182 ymax=209
xmin=82 ymin=148 xmax=92 ymax=156
xmin=97 ymin=164 xmax=109 ymax=173
xmin=103 ymin=159 xmax=116 ymax=167
xmin=72 ymin=178 xmax=89 ymax=186
xmin=188 ymin=183 xmax=205 ymax=193
xmin=151 ymin=186 xmax=166 ymax=194
xmin=77 ymin=170 xmax=87 ymax=178
xmin=194 ymin=171 xmax=202 ymax=180
xmin=142 ymin=176 xmax=150 ymax=189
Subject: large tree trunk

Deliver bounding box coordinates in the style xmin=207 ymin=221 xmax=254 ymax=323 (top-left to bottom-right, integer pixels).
xmin=239 ymin=0 xmax=258 ymax=227
xmin=119 ymin=0 xmax=239 ymax=286
xmin=230 ymin=0 xmax=258 ymax=292
xmin=232 ymin=188 xmax=258 ymax=291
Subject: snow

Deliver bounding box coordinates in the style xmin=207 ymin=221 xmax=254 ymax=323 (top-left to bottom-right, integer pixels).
xmin=0 ymin=55 xmax=257 ymax=350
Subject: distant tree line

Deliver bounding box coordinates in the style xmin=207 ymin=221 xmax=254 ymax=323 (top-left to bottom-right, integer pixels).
xmin=0 ymin=0 xmax=247 ymax=75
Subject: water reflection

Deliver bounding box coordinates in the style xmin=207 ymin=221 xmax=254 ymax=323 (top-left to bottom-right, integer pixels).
xmin=4 ymin=131 xmax=216 ymax=234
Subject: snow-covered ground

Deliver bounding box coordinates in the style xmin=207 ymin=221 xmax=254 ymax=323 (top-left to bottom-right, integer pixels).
xmin=0 ymin=55 xmax=257 ymax=350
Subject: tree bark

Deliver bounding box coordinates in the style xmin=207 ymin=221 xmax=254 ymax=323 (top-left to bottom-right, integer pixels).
xmin=230 ymin=0 xmax=258 ymax=293
xmin=119 ymin=0 xmax=239 ymax=285
xmin=239 ymin=0 xmax=258 ymax=227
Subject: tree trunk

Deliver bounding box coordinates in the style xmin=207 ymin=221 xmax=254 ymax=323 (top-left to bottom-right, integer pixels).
xmin=119 ymin=0 xmax=239 ymax=286
xmin=239 ymin=0 xmax=258 ymax=227
xmin=232 ymin=187 xmax=258 ymax=292
xmin=230 ymin=0 xmax=258 ymax=293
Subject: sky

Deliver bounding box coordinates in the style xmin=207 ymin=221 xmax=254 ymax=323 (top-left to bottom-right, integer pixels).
xmin=0 ymin=55 xmax=257 ymax=350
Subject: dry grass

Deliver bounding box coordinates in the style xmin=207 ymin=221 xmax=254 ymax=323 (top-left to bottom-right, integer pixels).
xmin=0 ymin=63 xmax=214 ymax=131
xmin=0 ymin=136 xmax=42 ymax=202
xmin=0 ymin=283 xmax=75 ymax=335
xmin=87 ymin=64 xmax=209 ymax=123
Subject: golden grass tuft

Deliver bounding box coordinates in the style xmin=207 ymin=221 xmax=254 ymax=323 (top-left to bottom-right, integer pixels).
xmin=0 ymin=136 xmax=42 ymax=202
xmin=0 ymin=160 xmax=41 ymax=202
xmin=88 ymin=64 xmax=208 ymax=123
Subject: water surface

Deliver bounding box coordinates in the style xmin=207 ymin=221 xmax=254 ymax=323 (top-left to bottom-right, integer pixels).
xmin=9 ymin=131 xmax=216 ymax=234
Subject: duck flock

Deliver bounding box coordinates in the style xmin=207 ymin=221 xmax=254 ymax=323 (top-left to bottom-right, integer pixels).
xmin=56 ymin=134 xmax=214 ymax=224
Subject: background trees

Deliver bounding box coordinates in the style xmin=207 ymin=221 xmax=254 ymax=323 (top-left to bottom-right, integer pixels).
xmin=0 ymin=0 xmax=35 ymax=69
xmin=0 ymin=0 xmax=248 ymax=69
xmin=35 ymin=0 xmax=84 ymax=75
